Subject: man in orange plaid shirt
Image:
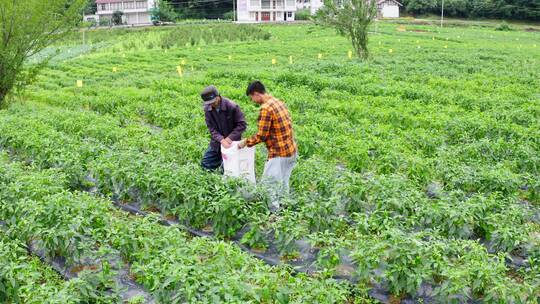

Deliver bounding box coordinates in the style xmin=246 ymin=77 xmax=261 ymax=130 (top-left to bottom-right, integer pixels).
xmin=238 ymin=81 xmax=298 ymax=211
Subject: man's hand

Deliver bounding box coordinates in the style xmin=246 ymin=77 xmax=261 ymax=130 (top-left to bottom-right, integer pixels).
xmin=221 ymin=138 xmax=232 ymax=149
xmin=237 ymin=139 xmax=247 ymax=149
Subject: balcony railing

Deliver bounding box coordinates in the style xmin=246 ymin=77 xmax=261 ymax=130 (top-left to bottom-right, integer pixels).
xmin=97 ymin=1 xmax=148 ymax=12
xmin=97 ymin=8 xmax=149 ymax=14
xmin=248 ymin=4 xmax=296 ymax=10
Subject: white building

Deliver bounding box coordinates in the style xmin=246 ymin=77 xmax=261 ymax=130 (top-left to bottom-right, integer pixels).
xmin=95 ymin=0 xmax=156 ymax=25
xmin=296 ymin=0 xmax=310 ymax=10
xmin=310 ymin=0 xmax=402 ymax=18
xmin=310 ymin=0 xmax=322 ymax=15
xmin=237 ymin=0 xmax=297 ymax=22
xmin=377 ymin=0 xmax=401 ymax=18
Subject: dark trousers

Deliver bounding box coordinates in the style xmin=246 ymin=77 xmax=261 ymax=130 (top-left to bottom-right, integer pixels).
xmin=201 ymin=146 xmax=223 ymax=171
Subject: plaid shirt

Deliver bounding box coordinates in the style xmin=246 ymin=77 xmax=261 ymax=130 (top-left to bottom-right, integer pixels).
xmin=246 ymin=96 xmax=297 ymax=159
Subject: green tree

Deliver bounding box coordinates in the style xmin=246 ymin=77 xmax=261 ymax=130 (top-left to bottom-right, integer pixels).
xmin=84 ymin=0 xmax=97 ymax=14
xmin=112 ymin=10 xmax=124 ymax=25
xmin=402 ymin=0 xmax=437 ymax=14
xmin=169 ymin=0 xmax=233 ymax=19
xmin=401 ymin=0 xmax=540 ymax=20
xmin=314 ymin=0 xmax=377 ymax=59
xmin=150 ymin=0 xmax=178 ymax=23
xmin=443 ymin=0 xmax=471 ymax=17
xmin=0 ymin=0 xmax=87 ymax=107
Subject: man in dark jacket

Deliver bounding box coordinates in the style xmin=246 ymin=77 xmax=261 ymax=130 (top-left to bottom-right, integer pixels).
xmin=200 ymin=85 xmax=247 ymax=171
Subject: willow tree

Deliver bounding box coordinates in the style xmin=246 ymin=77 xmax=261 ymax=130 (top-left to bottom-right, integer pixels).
xmin=0 ymin=0 xmax=87 ymax=107
xmin=314 ymin=0 xmax=377 ymax=59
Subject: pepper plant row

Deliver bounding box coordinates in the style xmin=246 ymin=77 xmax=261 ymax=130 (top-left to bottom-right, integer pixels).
xmin=0 ymin=153 xmax=354 ymax=303
xmin=0 ymin=233 xmax=115 ymax=304
xmin=1 ymin=100 xmax=539 ymax=301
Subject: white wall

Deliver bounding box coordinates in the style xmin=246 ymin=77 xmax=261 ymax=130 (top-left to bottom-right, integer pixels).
xmin=288 ymin=11 xmax=295 ymax=20
xmin=296 ymin=0 xmax=309 ymax=9
xmin=381 ymin=4 xmax=399 ymax=18
xmin=117 ymin=12 xmax=152 ymax=24
xmin=310 ymin=0 xmax=323 ymax=15
xmin=237 ymin=0 xmax=250 ymax=21
xmin=139 ymin=12 xmax=151 ymax=23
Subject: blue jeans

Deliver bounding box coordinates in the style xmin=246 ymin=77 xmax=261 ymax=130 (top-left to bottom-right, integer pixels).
xmin=201 ymin=146 xmax=223 ymax=171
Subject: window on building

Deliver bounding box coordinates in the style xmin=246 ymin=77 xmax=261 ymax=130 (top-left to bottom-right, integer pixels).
xmin=287 ymin=11 xmax=292 ymax=18
xmin=100 ymin=4 xmax=107 ymax=10
xmin=136 ymin=1 xmax=146 ymax=9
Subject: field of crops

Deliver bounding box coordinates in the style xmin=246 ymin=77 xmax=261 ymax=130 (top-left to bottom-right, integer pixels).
xmin=1 ymin=21 xmax=539 ymax=303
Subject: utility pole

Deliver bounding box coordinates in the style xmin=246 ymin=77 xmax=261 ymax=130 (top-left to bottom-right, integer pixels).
xmin=233 ymin=0 xmax=236 ymax=22
xmin=82 ymin=12 xmax=86 ymax=46
xmin=440 ymin=0 xmax=444 ymax=28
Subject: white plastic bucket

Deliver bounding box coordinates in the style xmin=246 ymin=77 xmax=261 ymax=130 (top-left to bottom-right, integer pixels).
xmin=221 ymin=141 xmax=256 ymax=183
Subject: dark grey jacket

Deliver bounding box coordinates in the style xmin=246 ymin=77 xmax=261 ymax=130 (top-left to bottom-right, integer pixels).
xmin=204 ymin=97 xmax=247 ymax=150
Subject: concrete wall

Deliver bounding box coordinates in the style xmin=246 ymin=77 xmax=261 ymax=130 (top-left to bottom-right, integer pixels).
xmin=238 ymin=0 xmax=250 ymax=21
xmin=125 ymin=12 xmax=151 ymax=24
xmin=310 ymin=0 xmax=323 ymax=15
xmin=381 ymin=4 xmax=399 ymax=18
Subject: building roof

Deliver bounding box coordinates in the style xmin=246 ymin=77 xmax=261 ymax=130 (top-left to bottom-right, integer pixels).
xmin=377 ymin=0 xmax=403 ymax=6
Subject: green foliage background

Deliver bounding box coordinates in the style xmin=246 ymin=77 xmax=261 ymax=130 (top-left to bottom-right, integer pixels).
xmin=401 ymin=0 xmax=540 ymax=20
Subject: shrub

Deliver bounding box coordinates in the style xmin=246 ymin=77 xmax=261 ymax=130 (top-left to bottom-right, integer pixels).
xmin=112 ymin=11 xmax=124 ymax=26
xmin=223 ymin=11 xmax=236 ymax=21
xmin=99 ymin=18 xmax=111 ymax=27
xmin=495 ymin=21 xmax=512 ymax=31
xmin=295 ymin=9 xmax=311 ymax=20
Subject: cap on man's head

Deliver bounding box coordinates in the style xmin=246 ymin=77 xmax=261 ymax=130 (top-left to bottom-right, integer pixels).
xmin=201 ymin=85 xmax=220 ymax=105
